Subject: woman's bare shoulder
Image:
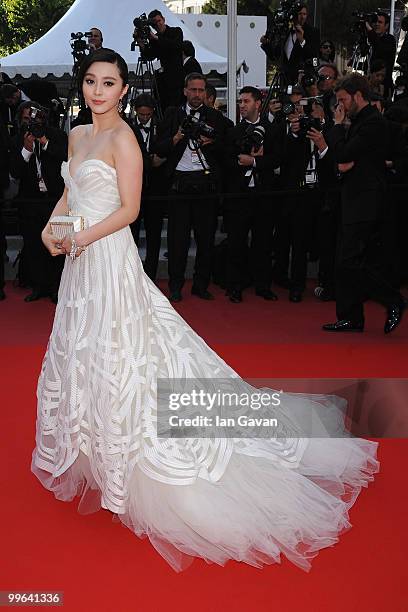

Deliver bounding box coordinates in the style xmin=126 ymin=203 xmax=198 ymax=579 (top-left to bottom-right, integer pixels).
xmin=68 ymin=124 xmax=89 ymax=154
xmin=112 ymin=121 xmax=140 ymax=156
xmin=69 ymin=124 xmax=89 ymax=141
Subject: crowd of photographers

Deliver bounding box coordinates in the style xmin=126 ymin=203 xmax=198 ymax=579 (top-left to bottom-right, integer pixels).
xmin=0 ymin=4 xmax=408 ymax=332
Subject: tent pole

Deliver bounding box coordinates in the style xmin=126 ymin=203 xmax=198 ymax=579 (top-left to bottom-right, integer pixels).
xmin=390 ymin=0 xmax=396 ymax=36
xmin=227 ymin=0 xmax=237 ymax=122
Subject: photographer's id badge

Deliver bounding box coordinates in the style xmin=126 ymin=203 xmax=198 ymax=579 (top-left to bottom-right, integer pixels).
xmin=38 ymin=177 xmax=47 ymax=192
xmin=191 ymin=150 xmax=202 ymax=169
xmin=305 ymin=170 xmax=317 ymax=185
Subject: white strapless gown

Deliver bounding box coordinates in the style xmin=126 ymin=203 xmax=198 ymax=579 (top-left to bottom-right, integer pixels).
xmin=32 ymin=159 xmax=379 ymax=572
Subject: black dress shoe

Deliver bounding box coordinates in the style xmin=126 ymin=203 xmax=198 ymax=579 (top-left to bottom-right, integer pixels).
xmin=229 ymin=289 xmax=242 ymax=303
xmin=322 ymin=319 xmax=364 ymax=332
xmin=255 ymin=289 xmax=278 ymax=301
xmin=191 ymin=286 xmax=215 ymax=300
xmin=24 ymin=290 xmax=46 ymax=302
xmin=289 ymin=290 xmax=302 ymax=303
xmin=384 ymin=302 xmax=405 ymax=334
xmin=0 ymin=288 xmax=5 ymax=301
xmin=169 ymin=290 xmax=182 ymax=303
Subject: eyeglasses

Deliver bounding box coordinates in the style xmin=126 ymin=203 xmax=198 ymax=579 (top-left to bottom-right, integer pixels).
xmin=321 ymin=44 xmax=333 ymax=50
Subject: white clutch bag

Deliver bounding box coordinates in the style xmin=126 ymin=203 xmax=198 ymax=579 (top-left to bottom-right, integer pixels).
xmin=49 ymin=214 xmax=85 ymax=240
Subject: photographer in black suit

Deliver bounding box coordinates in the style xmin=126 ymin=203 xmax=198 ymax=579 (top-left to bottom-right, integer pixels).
xmin=224 ymin=86 xmax=281 ymax=303
xmin=324 ymin=74 xmax=404 ymax=334
xmin=261 ymin=3 xmax=320 ymax=85
xmin=131 ymin=93 xmax=169 ymax=280
xmin=273 ymin=97 xmax=328 ymax=302
xmin=366 ymin=11 xmax=396 ymax=99
xmin=136 ymin=10 xmax=184 ymax=111
xmin=155 ymin=73 xmax=227 ymax=302
xmin=9 ymin=102 xmax=68 ymax=302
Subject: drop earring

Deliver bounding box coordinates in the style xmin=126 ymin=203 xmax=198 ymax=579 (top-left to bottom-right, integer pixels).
xmin=117 ymin=98 xmax=123 ymax=114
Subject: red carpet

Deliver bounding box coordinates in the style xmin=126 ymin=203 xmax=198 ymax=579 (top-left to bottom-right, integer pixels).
xmin=1 ymin=280 xmax=407 ymax=612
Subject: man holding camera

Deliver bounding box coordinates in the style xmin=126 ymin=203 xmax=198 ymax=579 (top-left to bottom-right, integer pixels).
xmin=9 ymin=102 xmax=67 ymax=302
xmin=324 ymin=74 xmax=405 ymax=334
xmin=273 ymin=96 xmax=327 ymax=302
xmin=261 ymin=3 xmax=320 ymax=85
xmin=136 ymin=10 xmax=184 ymax=111
xmin=131 ymin=93 xmax=169 ymax=281
xmin=224 ymin=86 xmax=281 ymax=303
xmin=155 ymin=73 xmax=226 ymax=302
xmin=366 ymin=11 xmax=396 ymax=99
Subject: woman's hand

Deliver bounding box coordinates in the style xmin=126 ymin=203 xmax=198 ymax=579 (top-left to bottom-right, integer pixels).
xmin=60 ymin=233 xmax=86 ymax=259
xmin=42 ymin=225 xmax=63 ymax=256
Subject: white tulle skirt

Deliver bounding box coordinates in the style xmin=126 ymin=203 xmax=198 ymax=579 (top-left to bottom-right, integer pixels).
xmin=32 ymin=224 xmax=379 ymax=572
xmin=32 ymin=437 xmax=378 ymax=572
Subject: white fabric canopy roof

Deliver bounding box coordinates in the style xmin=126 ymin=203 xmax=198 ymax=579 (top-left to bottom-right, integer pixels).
xmin=0 ymin=0 xmax=228 ymax=77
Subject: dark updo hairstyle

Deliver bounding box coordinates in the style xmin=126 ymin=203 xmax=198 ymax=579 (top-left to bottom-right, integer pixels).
xmin=77 ymin=48 xmax=129 ymax=90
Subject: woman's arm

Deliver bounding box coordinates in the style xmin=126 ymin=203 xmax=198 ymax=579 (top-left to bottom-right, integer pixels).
xmin=63 ymin=127 xmax=142 ymax=251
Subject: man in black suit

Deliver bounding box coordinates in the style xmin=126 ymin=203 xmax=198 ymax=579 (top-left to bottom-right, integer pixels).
xmin=272 ymin=98 xmax=327 ymax=302
xmin=155 ymin=72 xmax=227 ymax=302
xmin=131 ymin=93 xmax=169 ymax=280
xmin=136 ymin=10 xmax=184 ymax=111
xmin=182 ymin=41 xmax=203 ymax=79
xmin=261 ymin=3 xmax=320 ymax=85
xmin=9 ymin=102 xmax=68 ymax=302
xmin=323 ymin=74 xmax=404 ymax=334
xmin=0 ymin=114 xmax=10 ymax=300
xmin=366 ymin=11 xmax=396 ymax=99
xmin=224 ymin=86 xmax=281 ymax=303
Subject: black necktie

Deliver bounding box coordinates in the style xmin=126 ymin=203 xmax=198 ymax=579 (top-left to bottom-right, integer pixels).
xmin=138 ymin=124 xmax=149 ymax=133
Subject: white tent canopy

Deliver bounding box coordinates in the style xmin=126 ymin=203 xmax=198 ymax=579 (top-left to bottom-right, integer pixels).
xmin=0 ymin=0 xmax=229 ymax=77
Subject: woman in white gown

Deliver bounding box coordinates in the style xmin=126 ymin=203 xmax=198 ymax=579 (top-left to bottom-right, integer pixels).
xmin=32 ymin=49 xmax=379 ymax=572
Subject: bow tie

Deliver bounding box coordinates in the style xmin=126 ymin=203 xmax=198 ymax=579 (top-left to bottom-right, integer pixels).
xmin=188 ymin=107 xmax=202 ymax=116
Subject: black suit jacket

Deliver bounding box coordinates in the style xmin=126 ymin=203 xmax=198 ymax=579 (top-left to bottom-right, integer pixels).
xmin=132 ymin=117 xmax=162 ymax=190
xmin=326 ymin=105 xmax=387 ymax=224
xmin=224 ymin=118 xmax=282 ymax=193
xmin=155 ymin=105 xmax=227 ymax=180
xmin=262 ymin=23 xmax=320 ymax=84
xmin=270 ymin=121 xmax=339 ymax=194
xmin=183 ymin=57 xmax=203 ymax=79
xmin=10 ymin=126 xmax=67 ymax=199
xmin=143 ymin=26 xmax=184 ymax=89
